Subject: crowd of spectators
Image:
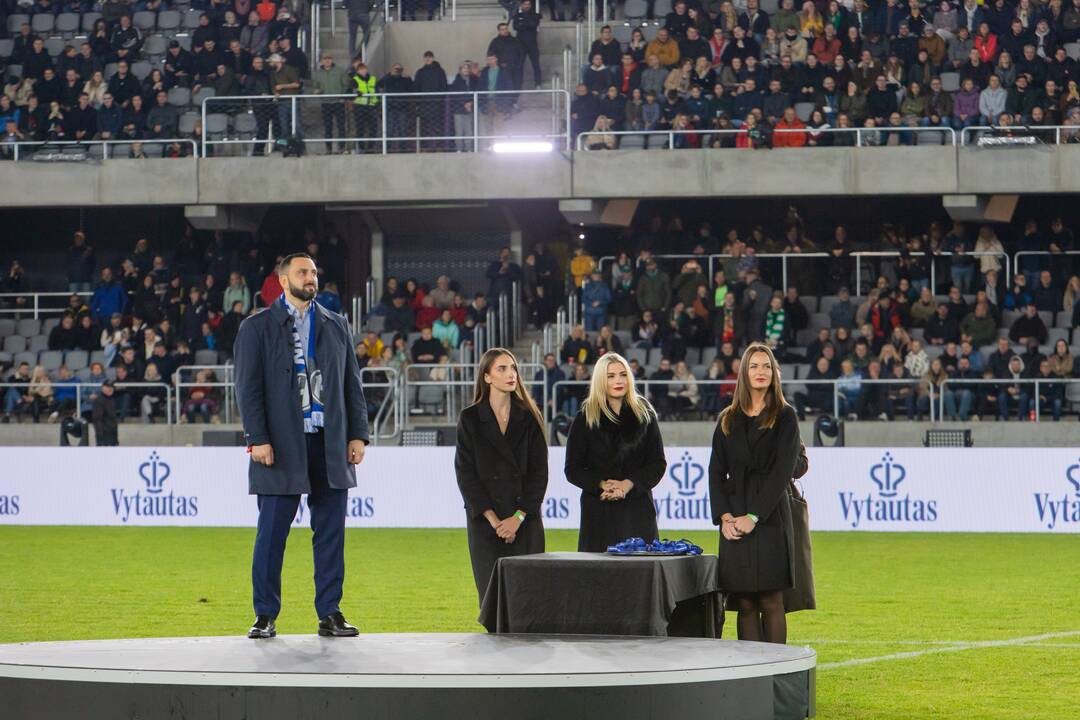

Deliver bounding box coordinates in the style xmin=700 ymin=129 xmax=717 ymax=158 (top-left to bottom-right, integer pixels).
xmin=0 ymin=226 xmax=346 ymax=425
xmin=0 ymin=0 xmax=315 ymax=154
xmin=573 ymin=0 xmax=1080 ymax=148
xmin=535 ymin=211 xmax=1080 ymax=421
xmin=0 ymin=2 xmax=558 ymax=154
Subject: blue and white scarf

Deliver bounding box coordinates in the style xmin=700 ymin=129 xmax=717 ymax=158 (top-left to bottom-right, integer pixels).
xmin=282 ymin=295 xmax=324 ymax=433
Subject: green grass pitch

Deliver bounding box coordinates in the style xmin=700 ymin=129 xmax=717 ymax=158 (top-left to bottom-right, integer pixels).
xmin=1 ymin=527 xmax=1077 ymax=719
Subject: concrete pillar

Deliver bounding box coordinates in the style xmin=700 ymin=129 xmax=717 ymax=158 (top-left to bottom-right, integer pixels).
xmin=501 ymin=205 xmax=524 ymax=263
xmin=363 ymin=210 xmax=384 ymax=292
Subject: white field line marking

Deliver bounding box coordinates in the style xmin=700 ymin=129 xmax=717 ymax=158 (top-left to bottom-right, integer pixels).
xmin=818 ymin=630 xmax=1080 ymax=670
xmin=797 ymin=639 xmax=972 ymax=646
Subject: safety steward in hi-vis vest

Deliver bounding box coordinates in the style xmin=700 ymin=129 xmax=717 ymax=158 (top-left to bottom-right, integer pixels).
xmin=351 ymin=64 xmax=379 ymax=151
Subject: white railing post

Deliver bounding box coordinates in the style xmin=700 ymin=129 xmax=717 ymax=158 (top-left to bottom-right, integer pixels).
xmin=381 ymin=97 xmax=388 ymax=154
xmin=201 ymin=97 xmax=209 ymax=157
xmin=472 ymin=91 xmax=479 ymax=152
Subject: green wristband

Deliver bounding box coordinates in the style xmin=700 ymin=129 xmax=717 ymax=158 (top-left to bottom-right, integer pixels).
xmin=747 ymin=513 xmax=759 ymax=524
xmin=514 ymin=510 xmax=526 ymax=522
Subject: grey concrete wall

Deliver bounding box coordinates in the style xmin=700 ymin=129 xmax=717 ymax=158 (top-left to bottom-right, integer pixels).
xmin=2 ymin=419 xmax=1074 ymax=447
xmin=6 ymin=145 xmax=1080 ymax=207
xmin=198 ymin=153 xmax=572 ymax=203
xmin=573 ymin=147 xmax=959 ymax=198
xmin=0 ymin=158 xmax=198 ymax=207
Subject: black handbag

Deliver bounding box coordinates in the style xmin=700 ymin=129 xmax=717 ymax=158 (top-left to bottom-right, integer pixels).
xmin=784 ymin=445 xmax=817 ymax=613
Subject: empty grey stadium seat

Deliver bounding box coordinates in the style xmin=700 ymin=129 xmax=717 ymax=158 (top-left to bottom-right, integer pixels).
xmin=16 ymin=318 xmax=41 ymax=336
xmin=81 ymin=12 xmax=102 ymax=33
xmin=143 ymin=34 xmax=168 ymax=62
xmin=0 ymin=351 xmax=11 ymax=366
xmin=653 ymin=0 xmax=673 ymax=16
xmin=104 ymin=61 xmax=118 ymax=80
xmin=90 ymin=350 xmax=108 ymax=367
xmin=1056 ymin=311 xmax=1073 ymax=328
xmin=624 ymin=0 xmax=647 ymax=18
xmin=0 ymin=39 xmax=13 ymax=58
xmin=795 ymin=328 xmax=819 ymax=346
xmin=619 ymin=133 xmax=646 ymax=149
xmin=940 ymin=72 xmax=960 ymax=92
xmin=65 ymin=349 xmax=88 ymax=370
xmin=39 ymin=350 xmax=63 ymax=371
xmin=818 ymin=295 xmax=840 ymax=315
xmin=810 ymin=312 xmax=830 ymax=329
xmin=1048 ymin=328 xmax=1069 ymax=345
xmin=794 ymin=102 xmax=814 ymax=122
xmin=0 ymin=319 xmax=15 ymax=337
xmin=625 ymin=347 xmax=648 ymax=366
xmin=699 ymin=346 xmax=717 ymax=366
xmin=130 ymin=60 xmax=152 ymax=80
xmin=684 ymin=347 xmax=701 ymax=365
xmin=612 ymin=24 xmax=633 ymax=44
xmin=195 ymin=349 xmax=219 ymax=365
xmin=13 ymin=351 xmax=36 ymax=367
xmin=27 ymin=335 xmax=48 ymax=353
xmin=30 ymin=13 xmax=53 ymax=35
xmin=801 ymin=295 xmax=818 ymax=312
xmin=44 ymin=37 xmax=65 ymax=56
xmin=183 ymin=9 xmax=202 ymax=30
xmin=6 ymin=14 xmax=28 ymax=34
xmin=1038 ymin=310 xmax=1053 ymax=326
xmin=56 ymin=12 xmax=79 ymax=37
xmin=917 ymin=130 xmax=945 ymax=146
xmin=41 ymin=318 xmax=60 ymax=335
xmin=176 ymin=34 xmax=192 ymax=51
xmin=168 ymin=86 xmax=191 ymax=107
xmin=642 ymin=24 xmax=659 ymax=41
xmin=234 ymin=112 xmax=257 ymax=139
xmin=3 ymin=334 xmax=26 ymax=354
xmin=192 ymin=86 xmax=216 ymax=107
xmin=133 ymin=11 xmax=157 ymax=33
xmin=178 ymin=111 xmax=199 ymax=135
xmin=205 ymin=113 xmax=228 ymax=140
xmin=142 ymin=141 xmax=165 ymax=157
xmin=1066 ymin=42 xmax=1080 ymax=61
xmin=157 ymin=10 xmax=181 ymax=35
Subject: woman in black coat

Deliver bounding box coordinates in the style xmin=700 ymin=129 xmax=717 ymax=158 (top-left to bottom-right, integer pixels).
xmin=455 ymin=348 xmax=549 ymax=605
xmin=709 ymin=342 xmax=801 ymax=644
xmin=565 ymin=352 xmax=667 ymax=552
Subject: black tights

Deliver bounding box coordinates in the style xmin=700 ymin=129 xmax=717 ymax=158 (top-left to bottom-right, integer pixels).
xmin=734 ymin=590 xmax=786 ymax=644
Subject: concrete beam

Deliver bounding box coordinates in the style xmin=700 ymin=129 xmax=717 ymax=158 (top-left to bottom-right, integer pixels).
xmin=0 ymin=158 xmax=198 ymax=207
xmin=197 ymin=153 xmax=572 ymax=204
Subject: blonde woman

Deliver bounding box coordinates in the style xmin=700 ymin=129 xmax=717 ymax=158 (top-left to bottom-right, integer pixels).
xmin=1062 ymin=275 xmax=1080 ymax=313
xmin=455 ymin=347 xmax=549 ymax=604
xmin=28 ymin=365 xmax=55 ymax=423
xmin=973 ymin=225 xmax=1005 ymax=275
xmin=708 ymin=343 xmax=801 ymax=644
xmin=564 ymin=352 xmax=667 ymax=552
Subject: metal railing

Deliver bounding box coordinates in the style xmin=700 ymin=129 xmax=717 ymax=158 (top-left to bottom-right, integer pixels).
xmin=0 ymin=291 xmax=91 ymax=318
xmin=0 ymin=380 xmax=174 ymax=425
xmin=596 ymin=249 xmax=1011 ymax=296
xmin=361 ymin=365 xmax=401 ymax=444
xmin=551 ymin=376 xmax=939 ymax=424
xmin=201 ymin=89 xmax=571 ymax=157
xmin=2 ymin=138 xmax=199 ymax=162
xmin=173 ymin=364 xmax=235 ymax=425
xmin=960 ymin=124 xmax=1080 ymax=146
xmin=575 ymin=126 xmax=958 ymax=150
xmin=937 ymin=376 xmax=1080 ymax=422
xmin=401 ymin=361 xmax=544 ymax=425
xmin=1013 ymin=250 xmax=1080 ymax=275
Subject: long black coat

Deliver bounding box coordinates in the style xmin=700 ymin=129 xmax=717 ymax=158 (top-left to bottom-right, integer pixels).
xmin=564 ymin=404 xmax=667 ymax=552
xmin=455 ymin=400 xmax=548 ymax=603
xmin=708 ymin=404 xmax=801 ymax=593
xmin=234 ymin=300 xmax=369 ymax=495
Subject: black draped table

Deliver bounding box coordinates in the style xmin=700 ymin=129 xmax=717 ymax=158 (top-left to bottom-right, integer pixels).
xmin=479 ymin=551 xmax=723 ymax=637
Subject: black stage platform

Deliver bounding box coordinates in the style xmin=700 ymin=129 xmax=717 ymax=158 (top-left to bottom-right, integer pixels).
xmin=0 ymin=634 xmax=816 ymax=720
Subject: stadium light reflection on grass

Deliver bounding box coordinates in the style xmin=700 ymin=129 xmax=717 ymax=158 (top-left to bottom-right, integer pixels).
xmin=491 ymin=140 xmax=554 ymax=154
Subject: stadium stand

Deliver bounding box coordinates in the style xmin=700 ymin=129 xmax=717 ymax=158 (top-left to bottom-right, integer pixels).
xmin=5 ymin=0 xmax=1080 ymax=157
xmin=2 ymin=212 xmax=1079 ymax=430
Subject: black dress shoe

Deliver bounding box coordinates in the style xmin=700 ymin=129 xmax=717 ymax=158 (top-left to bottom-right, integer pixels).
xmin=248 ymin=615 xmax=276 ymax=639
xmin=318 ymin=612 xmax=359 ymax=637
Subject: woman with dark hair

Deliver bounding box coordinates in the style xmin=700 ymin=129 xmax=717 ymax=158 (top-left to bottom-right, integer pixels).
xmin=455 ymin=347 xmax=549 ymax=604
xmin=708 ymin=342 xmax=802 ymax=644
xmin=565 ymin=352 xmax=667 ymax=552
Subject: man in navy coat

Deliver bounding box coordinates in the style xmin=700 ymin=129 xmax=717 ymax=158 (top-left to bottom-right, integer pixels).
xmin=234 ymin=253 xmax=369 ymax=639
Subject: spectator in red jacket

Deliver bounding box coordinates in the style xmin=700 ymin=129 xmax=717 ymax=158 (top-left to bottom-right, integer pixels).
xmin=772 ymin=106 xmax=807 ymax=147
xmin=974 ymin=22 xmax=998 ymax=64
